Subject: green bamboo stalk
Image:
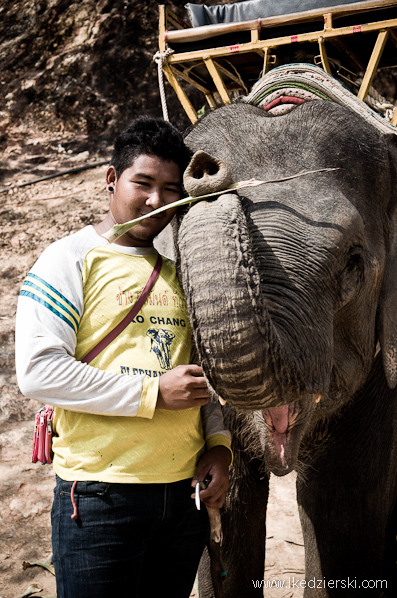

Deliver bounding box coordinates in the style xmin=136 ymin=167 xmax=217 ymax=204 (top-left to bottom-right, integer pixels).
xmin=101 ymin=168 xmax=337 ymax=244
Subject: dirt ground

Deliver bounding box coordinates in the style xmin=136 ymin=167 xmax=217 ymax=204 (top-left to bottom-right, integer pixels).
xmin=0 ymin=144 xmax=304 ymax=598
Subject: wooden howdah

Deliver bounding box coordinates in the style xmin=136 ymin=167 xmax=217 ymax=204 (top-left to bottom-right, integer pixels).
xmin=157 ymin=0 xmax=397 ymax=124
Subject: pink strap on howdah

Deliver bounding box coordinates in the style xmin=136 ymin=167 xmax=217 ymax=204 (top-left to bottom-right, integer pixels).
xmin=81 ymin=253 xmax=163 ymax=364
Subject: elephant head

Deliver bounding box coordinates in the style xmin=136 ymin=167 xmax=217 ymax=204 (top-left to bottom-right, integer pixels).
xmin=175 ymin=101 xmax=397 ymax=475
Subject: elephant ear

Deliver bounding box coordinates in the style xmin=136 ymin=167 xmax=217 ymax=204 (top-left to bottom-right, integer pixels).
xmin=378 ymin=133 xmax=397 ymax=389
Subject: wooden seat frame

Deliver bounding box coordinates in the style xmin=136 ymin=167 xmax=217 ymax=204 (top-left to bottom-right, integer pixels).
xmin=158 ymin=0 xmax=397 ymax=124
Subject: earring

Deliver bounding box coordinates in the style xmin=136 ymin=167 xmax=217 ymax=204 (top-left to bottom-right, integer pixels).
xmin=108 ymin=186 xmax=114 ymax=193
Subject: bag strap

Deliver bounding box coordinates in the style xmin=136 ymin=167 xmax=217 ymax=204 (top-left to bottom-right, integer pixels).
xmin=81 ymin=253 xmax=163 ymax=364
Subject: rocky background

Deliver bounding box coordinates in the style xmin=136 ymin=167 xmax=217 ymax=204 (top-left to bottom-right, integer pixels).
xmin=0 ymin=1 xmax=395 ymax=597
xmin=0 ymin=0 xmax=206 ymax=188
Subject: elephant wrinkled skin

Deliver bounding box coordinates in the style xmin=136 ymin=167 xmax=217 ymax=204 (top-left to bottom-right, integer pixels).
xmin=174 ymin=101 xmax=397 ymax=597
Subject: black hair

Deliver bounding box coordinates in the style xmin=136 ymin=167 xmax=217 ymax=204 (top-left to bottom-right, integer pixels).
xmin=111 ymin=116 xmax=192 ymax=178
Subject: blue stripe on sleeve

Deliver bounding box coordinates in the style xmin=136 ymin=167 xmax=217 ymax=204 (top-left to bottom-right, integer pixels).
xmin=19 ymin=290 xmax=77 ymax=332
xmin=22 ymin=280 xmax=80 ymax=330
xmin=25 ymin=272 xmax=80 ymax=318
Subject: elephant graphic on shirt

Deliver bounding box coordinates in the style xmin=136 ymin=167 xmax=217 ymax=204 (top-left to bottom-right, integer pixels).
xmin=146 ymin=328 xmax=175 ymax=370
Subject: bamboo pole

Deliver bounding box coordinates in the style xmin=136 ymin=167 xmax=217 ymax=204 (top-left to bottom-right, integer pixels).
xmin=166 ymin=19 xmax=397 ymax=64
xmin=162 ymin=64 xmax=198 ymax=123
xmin=203 ymin=57 xmax=232 ymax=105
xmin=0 ymin=161 xmax=109 ymax=195
xmin=205 ymin=93 xmax=218 ymax=109
xmin=318 ymin=36 xmax=332 ymax=74
xmin=357 ymin=29 xmax=389 ymax=101
xmin=158 ymin=4 xmax=167 ymax=53
xmin=170 ymin=65 xmax=212 ymax=95
xmin=165 ymin=0 xmax=397 ymax=44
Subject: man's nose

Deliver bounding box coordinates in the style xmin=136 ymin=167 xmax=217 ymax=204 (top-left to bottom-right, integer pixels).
xmin=146 ymin=189 xmax=163 ymax=207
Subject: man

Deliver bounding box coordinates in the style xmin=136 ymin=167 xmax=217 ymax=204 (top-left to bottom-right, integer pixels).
xmin=15 ymin=117 xmax=231 ymax=598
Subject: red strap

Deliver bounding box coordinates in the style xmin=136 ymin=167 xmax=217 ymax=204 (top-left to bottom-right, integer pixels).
xmin=81 ymin=253 xmax=163 ymax=364
xmin=263 ymin=96 xmax=306 ymax=112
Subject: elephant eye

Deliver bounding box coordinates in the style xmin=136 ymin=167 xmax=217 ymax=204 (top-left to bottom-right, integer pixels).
xmin=345 ymin=245 xmax=363 ymax=272
xmin=337 ymin=245 xmax=364 ymax=306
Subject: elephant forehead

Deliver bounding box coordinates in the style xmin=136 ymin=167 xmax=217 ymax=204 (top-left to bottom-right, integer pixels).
xmin=186 ymin=102 xmax=387 ymax=197
xmin=244 ymin=181 xmax=364 ymax=239
xmin=187 ymin=101 xmax=381 ymax=155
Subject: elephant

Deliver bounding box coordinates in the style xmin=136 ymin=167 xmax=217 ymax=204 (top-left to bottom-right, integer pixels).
xmin=170 ymin=98 xmax=397 ymax=597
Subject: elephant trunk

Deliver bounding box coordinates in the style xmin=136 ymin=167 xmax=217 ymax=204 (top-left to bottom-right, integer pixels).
xmin=178 ymin=191 xmax=281 ymax=407
xmin=178 ymin=152 xmax=333 ymax=410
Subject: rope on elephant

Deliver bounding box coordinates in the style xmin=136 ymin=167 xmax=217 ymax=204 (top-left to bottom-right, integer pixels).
xmin=339 ymin=72 xmax=396 ymax=121
xmin=242 ymin=63 xmax=397 ymax=136
xmin=153 ymin=48 xmax=175 ymax=122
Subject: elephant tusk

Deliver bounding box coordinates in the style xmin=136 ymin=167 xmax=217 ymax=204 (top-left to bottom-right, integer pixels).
xmin=206 ymin=506 xmax=226 ymax=598
xmin=207 ymin=506 xmax=223 ymax=545
xmin=313 ymin=393 xmax=322 ymax=404
xmin=218 ymin=397 xmax=227 ymax=406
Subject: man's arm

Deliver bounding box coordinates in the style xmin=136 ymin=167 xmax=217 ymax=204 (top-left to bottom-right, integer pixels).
xmin=157 ymin=364 xmax=210 ymax=409
xmin=191 ymin=400 xmax=232 ymax=508
xmin=192 ymin=444 xmax=231 ymax=508
xmin=16 ymin=288 xmax=157 ymax=417
xmin=16 ymin=298 xmax=210 ymax=417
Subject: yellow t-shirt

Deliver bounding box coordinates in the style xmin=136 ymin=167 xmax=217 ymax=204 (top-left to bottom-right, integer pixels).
xmin=52 ymin=245 xmax=205 ymax=483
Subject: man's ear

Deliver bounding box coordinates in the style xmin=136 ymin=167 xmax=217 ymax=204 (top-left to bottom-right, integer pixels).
xmin=106 ymin=165 xmax=117 ymax=187
xmin=378 ymin=134 xmax=397 ymax=389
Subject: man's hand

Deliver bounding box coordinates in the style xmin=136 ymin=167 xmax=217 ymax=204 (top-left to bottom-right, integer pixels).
xmin=157 ymin=364 xmax=210 ymax=410
xmin=191 ymin=445 xmax=231 ymax=509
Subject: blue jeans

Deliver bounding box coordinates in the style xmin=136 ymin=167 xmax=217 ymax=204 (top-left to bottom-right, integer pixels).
xmin=51 ymin=476 xmax=209 ymax=598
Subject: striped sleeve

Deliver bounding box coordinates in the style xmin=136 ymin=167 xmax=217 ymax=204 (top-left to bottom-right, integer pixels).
xmin=20 ymin=272 xmax=80 ymax=334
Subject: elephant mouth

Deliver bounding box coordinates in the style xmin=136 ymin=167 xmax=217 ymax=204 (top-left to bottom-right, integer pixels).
xmin=262 ymin=400 xmax=307 ymax=476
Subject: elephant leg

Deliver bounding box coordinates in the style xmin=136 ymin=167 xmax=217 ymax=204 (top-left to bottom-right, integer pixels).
xmin=198 ymin=446 xmax=269 ymax=598
xmin=297 ymin=387 xmax=397 ymax=597
xmin=383 ymin=496 xmax=397 ymax=596
xmin=298 ymin=471 xmax=395 ymax=597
